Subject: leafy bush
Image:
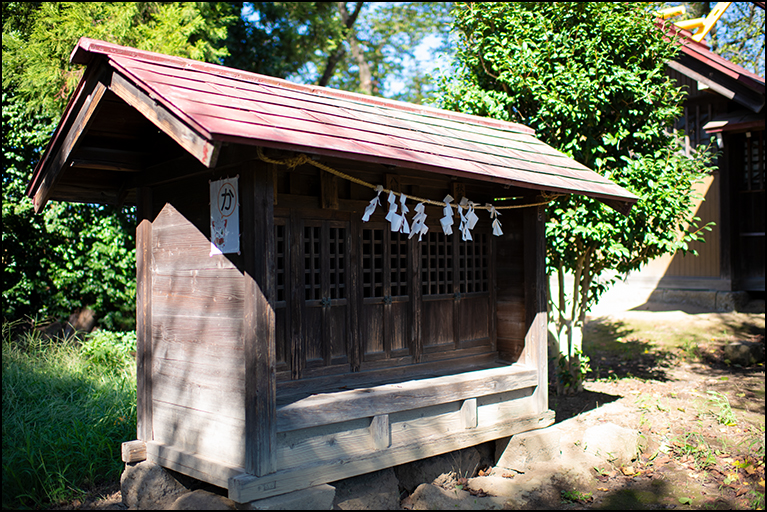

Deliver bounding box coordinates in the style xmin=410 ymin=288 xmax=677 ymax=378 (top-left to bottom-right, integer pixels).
xmin=80 ymin=330 xmax=137 ymax=368
xmin=2 ymin=92 xmax=137 ymax=330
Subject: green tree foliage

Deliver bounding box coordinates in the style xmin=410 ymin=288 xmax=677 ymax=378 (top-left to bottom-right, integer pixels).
xmin=224 ymin=2 xmax=345 ymax=80
xmin=438 ymin=3 xmax=715 ymax=393
xmin=2 ymin=2 xmax=235 ymax=328
xmin=3 ymin=2 xmax=452 ymax=328
xmin=313 ymin=2 xmax=454 ymax=103
xmin=227 ymin=2 xmax=454 ymax=104
xmin=2 ymin=92 xmax=135 ymax=329
xmin=3 ymin=2 xmax=234 ymax=117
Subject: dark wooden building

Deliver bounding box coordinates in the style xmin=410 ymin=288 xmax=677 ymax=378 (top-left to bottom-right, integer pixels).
xmin=28 ymin=38 xmax=636 ymax=503
xmin=627 ymin=22 xmax=765 ymax=299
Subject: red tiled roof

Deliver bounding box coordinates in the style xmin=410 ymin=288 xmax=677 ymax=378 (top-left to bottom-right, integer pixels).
xmin=31 ymin=38 xmax=638 ymax=211
xmin=657 ymin=19 xmax=765 ymax=103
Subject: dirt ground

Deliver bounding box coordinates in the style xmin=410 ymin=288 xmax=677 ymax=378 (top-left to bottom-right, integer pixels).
xmin=54 ymin=301 xmax=765 ymax=510
xmin=540 ymin=301 xmax=765 ymax=510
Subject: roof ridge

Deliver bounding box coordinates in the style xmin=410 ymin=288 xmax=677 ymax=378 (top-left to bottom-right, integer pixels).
xmin=71 ymin=37 xmax=535 ymax=136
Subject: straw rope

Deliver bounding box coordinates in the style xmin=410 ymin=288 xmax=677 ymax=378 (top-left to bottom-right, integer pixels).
xmin=256 ymin=147 xmax=559 ymax=210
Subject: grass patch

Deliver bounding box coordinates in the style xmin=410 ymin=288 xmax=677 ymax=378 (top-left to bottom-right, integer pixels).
xmin=2 ymin=318 xmax=137 ymax=509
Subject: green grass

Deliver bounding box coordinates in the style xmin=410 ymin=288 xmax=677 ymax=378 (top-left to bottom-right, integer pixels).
xmin=2 ymin=319 xmax=137 ymax=509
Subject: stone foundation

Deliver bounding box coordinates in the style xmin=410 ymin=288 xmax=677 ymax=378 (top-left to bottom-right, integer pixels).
xmin=120 ymin=443 xmax=496 ymax=510
xmin=648 ymin=289 xmax=753 ymax=312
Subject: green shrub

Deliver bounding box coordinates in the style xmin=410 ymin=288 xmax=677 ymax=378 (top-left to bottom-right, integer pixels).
xmin=80 ymin=330 xmax=137 ymax=368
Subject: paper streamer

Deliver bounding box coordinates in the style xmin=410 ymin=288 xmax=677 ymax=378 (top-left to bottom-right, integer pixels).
xmin=441 ymin=195 xmax=454 ymax=235
xmin=486 ymin=203 xmax=503 ymax=236
xmin=399 ymin=194 xmax=410 ymax=234
xmin=385 ymin=190 xmax=403 ymax=232
xmin=409 ymin=202 xmax=429 ymax=241
xmin=362 ymin=185 xmax=384 ymax=222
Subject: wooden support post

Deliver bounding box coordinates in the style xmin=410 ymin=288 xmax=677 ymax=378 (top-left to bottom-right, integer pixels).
xmin=289 ymin=210 xmax=304 ymax=379
xmin=452 ymin=182 xmax=466 ymax=202
xmin=242 ymin=162 xmax=277 ymax=477
xmin=524 ymin=205 xmax=548 ymax=414
xmin=349 ymin=216 xmax=362 ymax=372
xmin=460 ymin=398 xmax=478 ymax=429
xmin=371 ymin=414 xmax=391 ymax=450
xmin=121 ymin=440 xmax=147 ymax=463
xmin=409 ymin=233 xmax=422 ymax=364
xmin=136 ymin=187 xmax=153 ymax=443
xmin=321 ymin=170 xmax=339 ymax=209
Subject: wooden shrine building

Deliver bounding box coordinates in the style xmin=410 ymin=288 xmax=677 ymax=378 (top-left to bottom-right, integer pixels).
xmin=28 ymin=38 xmax=637 ymax=503
xmin=624 ymin=20 xmax=765 ymax=303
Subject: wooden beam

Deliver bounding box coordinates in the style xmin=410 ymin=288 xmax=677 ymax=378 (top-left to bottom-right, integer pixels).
xmin=523 ymin=205 xmax=548 ymax=414
xmin=277 ymin=364 xmax=538 ymax=432
xmin=121 ymin=440 xmax=147 ymax=463
xmin=147 ymin=441 xmax=244 ymax=490
xmin=241 ymin=162 xmax=277 ymax=477
xmin=229 ymin=409 xmax=555 ymax=503
xmin=320 ymin=170 xmax=339 ymax=209
xmin=109 ymin=71 xmax=221 ymax=169
xmin=460 ymin=398 xmax=478 ymax=429
xmin=34 ymin=78 xmax=108 ymax=212
xmin=668 ymin=59 xmax=765 ymax=114
xmin=371 ymin=414 xmax=391 ymax=450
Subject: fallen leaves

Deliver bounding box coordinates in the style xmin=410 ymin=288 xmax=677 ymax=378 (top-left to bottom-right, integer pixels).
xmin=621 ymin=466 xmax=638 ymax=476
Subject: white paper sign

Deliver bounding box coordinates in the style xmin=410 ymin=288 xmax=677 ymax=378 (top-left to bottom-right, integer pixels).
xmin=210 ymin=177 xmax=240 ymax=255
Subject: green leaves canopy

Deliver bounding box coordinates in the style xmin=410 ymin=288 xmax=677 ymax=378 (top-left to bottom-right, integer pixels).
xmin=438 ymin=2 xmax=715 ymax=311
xmin=2 ymin=2 xmax=234 ymax=328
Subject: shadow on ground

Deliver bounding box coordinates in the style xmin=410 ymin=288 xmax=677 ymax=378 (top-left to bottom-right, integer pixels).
xmin=549 ymin=387 xmax=622 ymax=423
xmin=582 ymin=318 xmax=677 ymax=382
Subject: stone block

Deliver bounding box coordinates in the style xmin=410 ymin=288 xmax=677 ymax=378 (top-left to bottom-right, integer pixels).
xmin=121 ymin=460 xmax=188 ymax=510
xmin=724 ymin=341 xmax=764 ymax=366
xmin=716 ymin=291 xmax=750 ymax=312
xmin=662 ymin=290 xmax=717 ymax=309
xmin=170 ymin=489 xmax=235 ymax=510
xmin=495 ymin=427 xmax=561 ymax=471
xmin=243 ymin=484 xmax=335 ymax=510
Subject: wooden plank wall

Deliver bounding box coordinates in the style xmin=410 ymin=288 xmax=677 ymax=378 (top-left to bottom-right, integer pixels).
xmin=149 ymin=167 xmax=248 ymax=468
xmin=228 ymin=364 xmax=553 ymax=503
xmin=494 ymin=208 xmax=526 ymax=362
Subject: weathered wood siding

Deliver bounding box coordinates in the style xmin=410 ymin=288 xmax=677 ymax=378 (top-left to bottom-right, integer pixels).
xmin=664 ymin=172 xmax=721 ymax=278
xmin=494 ymin=208 xmax=526 ymax=361
xmin=140 ymin=151 xmax=546 ymax=500
xmin=149 ymin=170 xmax=248 ymax=468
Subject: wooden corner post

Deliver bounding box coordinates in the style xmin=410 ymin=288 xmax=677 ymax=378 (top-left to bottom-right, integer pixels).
xmin=136 ymin=186 xmax=154 ymax=442
xmin=242 ymin=161 xmax=277 ymax=476
xmin=523 ymin=204 xmax=548 ymax=414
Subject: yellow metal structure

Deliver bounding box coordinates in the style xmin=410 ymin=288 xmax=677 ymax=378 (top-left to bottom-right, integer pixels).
xmin=656 ymin=5 xmax=687 ymax=19
xmin=662 ymin=2 xmax=732 ymax=43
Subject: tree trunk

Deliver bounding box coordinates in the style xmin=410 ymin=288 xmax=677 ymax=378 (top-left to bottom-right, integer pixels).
xmin=548 ymin=248 xmax=595 ymax=395
xmin=318 ymin=2 xmax=365 ymax=88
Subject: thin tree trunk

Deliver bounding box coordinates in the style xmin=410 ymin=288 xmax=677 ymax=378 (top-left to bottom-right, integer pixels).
xmin=318 ymin=2 xmax=365 ymax=87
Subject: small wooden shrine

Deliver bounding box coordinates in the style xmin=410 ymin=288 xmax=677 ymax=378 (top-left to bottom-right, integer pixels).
xmin=28 ymin=38 xmax=637 ymax=503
